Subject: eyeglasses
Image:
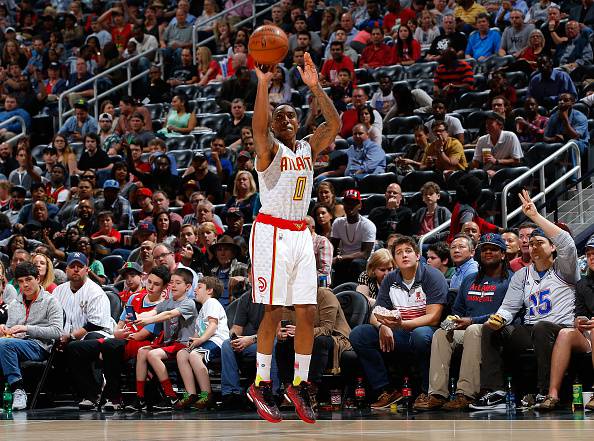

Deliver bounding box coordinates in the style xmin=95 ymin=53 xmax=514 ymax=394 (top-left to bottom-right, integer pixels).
xmin=153 ymin=252 xmax=171 ymax=260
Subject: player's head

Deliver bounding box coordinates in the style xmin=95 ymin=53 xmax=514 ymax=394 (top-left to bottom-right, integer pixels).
xmin=271 ymin=104 xmax=299 ymax=144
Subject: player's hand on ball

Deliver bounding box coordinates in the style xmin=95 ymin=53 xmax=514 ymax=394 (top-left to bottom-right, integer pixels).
xmin=255 ymin=64 xmax=274 ymax=83
xmin=297 ymin=52 xmax=319 ymax=88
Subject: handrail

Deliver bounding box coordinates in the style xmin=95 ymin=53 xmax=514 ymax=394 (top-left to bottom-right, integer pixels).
xmin=418 ymin=141 xmax=583 ymax=246
xmin=501 ymin=141 xmax=582 ymax=227
xmin=0 ymin=115 xmax=27 ymax=145
xmin=58 ymin=47 xmax=159 ymax=128
xmin=191 ymin=0 xmax=253 ymax=56
xmin=192 ymin=1 xmax=280 ymax=56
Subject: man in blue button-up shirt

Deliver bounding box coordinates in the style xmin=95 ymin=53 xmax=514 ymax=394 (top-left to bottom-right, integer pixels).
xmin=465 ymin=13 xmax=501 ymax=60
xmin=449 ymin=233 xmax=479 ymax=291
xmin=543 ymin=93 xmax=589 ymax=154
xmin=528 ymin=55 xmax=577 ymax=107
xmin=345 ymin=123 xmax=386 ymax=178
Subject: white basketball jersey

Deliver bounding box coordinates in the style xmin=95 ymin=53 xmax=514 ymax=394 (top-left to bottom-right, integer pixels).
xmin=257 ymin=140 xmax=314 ymax=221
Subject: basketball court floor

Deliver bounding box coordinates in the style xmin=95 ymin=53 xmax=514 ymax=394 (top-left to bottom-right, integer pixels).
xmin=2 ymin=407 xmax=594 ymax=440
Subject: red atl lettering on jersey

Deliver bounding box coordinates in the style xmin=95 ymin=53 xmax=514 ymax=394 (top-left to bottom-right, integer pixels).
xmin=280 ymin=156 xmax=313 ymax=172
xmin=258 ymin=277 xmax=267 ymax=292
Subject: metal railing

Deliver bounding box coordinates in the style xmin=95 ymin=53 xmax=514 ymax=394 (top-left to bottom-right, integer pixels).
xmin=501 ymin=141 xmax=582 ymax=227
xmin=192 ymin=1 xmax=279 ymax=56
xmin=0 ymin=115 xmax=27 ymax=145
xmin=58 ymin=48 xmax=159 ymax=128
xmin=418 ymin=141 xmax=583 ymax=247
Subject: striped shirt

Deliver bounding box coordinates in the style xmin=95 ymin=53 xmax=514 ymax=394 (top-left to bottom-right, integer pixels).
xmin=375 ymin=263 xmax=448 ymax=321
xmin=434 ymin=60 xmax=475 ymax=91
xmin=53 ymin=278 xmax=114 ymax=336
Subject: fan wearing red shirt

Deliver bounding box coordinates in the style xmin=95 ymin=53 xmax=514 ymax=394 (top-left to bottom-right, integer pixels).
xmin=391 ymin=24 xmax=421 ymax=65
xmin=360 ymin=27 xmax=394 ymax=69
xmin=226 ymin=41 xmax=256 ymax=77
xmin=98 ymin=8 xmax=132 ymax=52
xmin=383 ymin=0 xmax=417 ymax=33
xmin=320 ymin=41 xmax=356 ymax=87
xmin=91 ymin=210 xmax=122 ymax=257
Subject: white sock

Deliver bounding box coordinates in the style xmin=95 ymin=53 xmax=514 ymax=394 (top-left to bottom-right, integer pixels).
xmin=293 ymin=353 xmax=311 ymax=386
xmin=255 ymin=352 xmax=272 ymax=385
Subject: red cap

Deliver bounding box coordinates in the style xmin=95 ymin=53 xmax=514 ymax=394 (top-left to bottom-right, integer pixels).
xmin=136 ymin=188 xmax=153 ymax=198
xmin=343 ymin=189 xmax=361 ymax=201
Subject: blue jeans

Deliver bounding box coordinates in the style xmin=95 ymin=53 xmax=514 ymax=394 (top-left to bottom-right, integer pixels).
xmin=349 ymin=324 xmax=436 ymax=393
xmin=220 ymin=338 xmax=280 ymax=396
xmin=0 ymin=339 xmax=47 ymax=385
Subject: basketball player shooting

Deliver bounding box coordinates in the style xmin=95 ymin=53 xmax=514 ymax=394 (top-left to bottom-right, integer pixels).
xmin=246 ymin=52 xmax=341 ymax=424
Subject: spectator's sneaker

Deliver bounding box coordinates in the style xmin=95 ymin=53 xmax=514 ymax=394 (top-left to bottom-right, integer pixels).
xmin=78 ymin=399 xmax=99 ymax=411
xmin=534 ymin=395 xmax=560 ymax=411
xmin=12 ymin=389 xmax=27 ymax=411
xmin=285 ymin=381 xmax=316 ymax=424
xmin=521 ymin=393 xmax=547 ymax=408
xmin=370 ymin=389 xmax=402 ymax=409
xmin=413 ymin=393 xmax=446 ymax=411
xmin=247 ymin=381 xmax=282 ymax=423
xmin=102 ymin=400 xmax=119 ymax=412
xmin=469 ymin=390 xmax=507 ymax=410
xmin=125 ymin=397 xmax=147 ymax=412
xmin=152 ymin=396 xmax=178 ymax=411
xmin=174 ymin=394 xmax=198 ymax=410
xmin=443 ymin=394 xmax=474 ymax=411
xmin=193 ymin=392 xmax=214 ymax=410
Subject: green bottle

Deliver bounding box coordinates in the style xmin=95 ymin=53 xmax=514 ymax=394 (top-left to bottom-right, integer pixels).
xmin=2 ymin=383 xmax=12 ymax=413
xmin=572 ymin=379 xmax=584 ymax=412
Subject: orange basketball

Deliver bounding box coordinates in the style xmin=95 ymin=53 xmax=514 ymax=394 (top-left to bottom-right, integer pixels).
xmin=248 ymin=25 xmax=289 ymax=65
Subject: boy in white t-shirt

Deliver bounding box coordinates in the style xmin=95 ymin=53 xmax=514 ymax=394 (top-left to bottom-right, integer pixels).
xmin=175 ymin=276 xmax=229 ymax=410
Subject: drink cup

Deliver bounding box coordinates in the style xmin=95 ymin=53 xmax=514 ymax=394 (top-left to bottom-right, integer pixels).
xmin=482 ymin=148 xmax=491 ymax=162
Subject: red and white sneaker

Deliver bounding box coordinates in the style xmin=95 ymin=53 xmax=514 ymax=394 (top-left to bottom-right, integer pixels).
xmin=285 ymin=381 xmax=316 ymax=424
xmin=247 ymin=381 xmax=282 ymax=423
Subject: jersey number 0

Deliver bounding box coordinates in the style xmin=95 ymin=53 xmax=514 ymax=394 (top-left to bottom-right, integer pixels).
xmin=293 ymin=176 xmax=307 ymax=201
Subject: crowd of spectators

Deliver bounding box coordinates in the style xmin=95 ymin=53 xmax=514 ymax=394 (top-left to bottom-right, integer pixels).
xmin=0 ymin=0 xmax=593 ymax=416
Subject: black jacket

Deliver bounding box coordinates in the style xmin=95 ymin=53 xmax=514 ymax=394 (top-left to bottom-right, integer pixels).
xmin=576 ymin=274 xmax=594 ymax=318
xmin=368 ymin=205 xmax=413 ymax=241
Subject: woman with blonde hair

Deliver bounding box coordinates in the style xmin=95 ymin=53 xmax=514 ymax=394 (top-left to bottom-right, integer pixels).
xmin=32 ymin=253 xmax=57 ymax=293
xmin=356 ymin=248 xmax=395 ymax=305
xmin=196 ymin=46 xmax=222 ymax=87
xmin=221 ymin=171 xmax=258 ymax=222
xmin=198 ymin=221 xmax=219 ymax=270
xmin=213 ymin=18 xmax=234 ymax=55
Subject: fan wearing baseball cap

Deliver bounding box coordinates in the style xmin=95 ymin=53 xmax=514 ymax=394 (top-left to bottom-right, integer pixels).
xmin=330 ymin=189 xmax=377 ymax=286
xmin=415 ymin=233 xmax=512 ymax=411
xmin=471 ymin=190 xmax=579 ymax=411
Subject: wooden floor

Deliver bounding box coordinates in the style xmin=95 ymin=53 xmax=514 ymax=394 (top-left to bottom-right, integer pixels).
xmin=3 ymin=419 xmax=594 ymax=440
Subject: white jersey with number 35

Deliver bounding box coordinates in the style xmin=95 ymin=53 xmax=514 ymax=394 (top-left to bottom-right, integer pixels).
xmin=256 ymin=139 xmax=314 ymax=221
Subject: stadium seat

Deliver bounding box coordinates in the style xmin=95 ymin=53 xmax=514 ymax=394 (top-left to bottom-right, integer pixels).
xmin=196 ymin=113 xmax=231 ymax=132
xmin=69 ymin=142 xmax=84 ymax=160
xmin=505 ymin=71 xmax=528 ymax=89
xmin=388 ymin=134 xmax=416 ymax=153
xmin=458 ymin=91 xmax=491 ymax=109
xmin=225 ymin=297 xmax=240 ymax=327
xmin=354 ymin=68 xmax=372 ymax=84
xmin=197 ymin=132 xmax=216 ymax=150
xmin=374 ymin=65 xmax=404 ymax=81
xmin=334 ymin=138 xmax=350 ymax=150
xmin=105 ymin=289 xmax=124 ymax=321
xmin=318 ymin=176 xmax=357 ymax=198
xmin=465 ymin=111 xmax=489 ymax=130
xmin=336 ymin=291 xmax=370 ymax=328
xmin=357 ymin=172 xmax=398 ymax=195
xmin=446 ymin=170 xmax=467 ymax=190
xmin=525 ymin=142 xmax=566 ymax=185
xmin=387 ymin=116 xmax=423 ymax=135
xmin=165 ymin=135 xmax=195 ymax=151
xmin=200 ymin=82 xmax=222 ymax=98
xmin=361 ymin=194 xmax=386 ymax=215
xmin=490 ymin=166 xmax=531 ymax=193
xmin=31 ymin=144 xmax=47 ymax=163
xmin=332 ymin=282 xmax=359 ymax=294
xmin=415 ymin=79 xmax=435 ymax=96
xmin=468 ymin=168 xmax=490 ymax=188
xmin=404 ymin=62 xmax=438 ymax=79
xmin=401 ymin=170 xmax=445 ymax=193
xmin=145 ymin=103 xmax=163 ymax=121
xmin=101 ymin=255 xmax=125 ymax=283
xmin=170 ymin=149 xmax=194 ymax=168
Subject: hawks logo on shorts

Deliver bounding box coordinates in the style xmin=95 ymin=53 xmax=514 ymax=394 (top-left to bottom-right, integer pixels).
xmin=258 ymin=277 xmax=267 ymax=292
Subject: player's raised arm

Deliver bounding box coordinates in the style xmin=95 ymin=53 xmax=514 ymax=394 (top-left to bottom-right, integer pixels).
xmin=298 ymin=52 xmax=341 ymax=158
xmin=253 ymin=66 xmax=275 ymax=170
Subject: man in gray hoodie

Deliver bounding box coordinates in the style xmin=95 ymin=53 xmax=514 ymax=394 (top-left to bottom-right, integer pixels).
xmin=0 ymin=262 xmax=63 ymax=410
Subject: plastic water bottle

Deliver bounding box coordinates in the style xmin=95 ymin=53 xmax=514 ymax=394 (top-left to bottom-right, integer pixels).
xmin=355 ymin=377 xmax=366 ymax=409
xmin=449 ymin=377 xmax=457 ymax=401
xmin=505 ymin=377 xmax=516 ymax=410
xmin=2 ymin=383 xmax=12 ymax=413
xmin=401 ymin=377 xmax=412 ymax=410
xmin=572 ymin=378 xmax=584 ymax=412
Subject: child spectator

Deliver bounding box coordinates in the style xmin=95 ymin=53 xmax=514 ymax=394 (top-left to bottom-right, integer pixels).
xmin=90 ymin=211 xmax=121 ymax=257
xmin=118 ymin=262 xmax=146 ymax=304
xmin=175 ymin=276 xmax=229 ymax=409
xmin=132 ymin=268 xmax=198 ymax=411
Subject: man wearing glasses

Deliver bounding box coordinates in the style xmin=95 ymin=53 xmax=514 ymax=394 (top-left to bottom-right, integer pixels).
xmin=421 ymin=120 xmax=467 ymax=176
xmin=152 ymin=243 xmax=199 ymax=298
